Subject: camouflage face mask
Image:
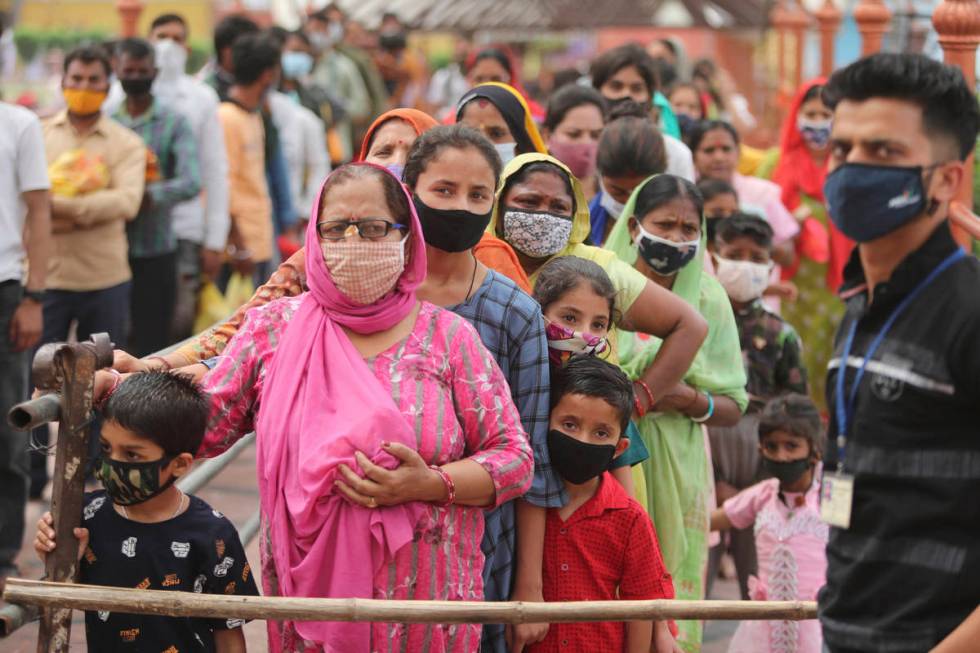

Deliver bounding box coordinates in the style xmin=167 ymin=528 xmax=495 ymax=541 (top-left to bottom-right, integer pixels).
xmin=95 ymin=454 xmax=176 ymax=506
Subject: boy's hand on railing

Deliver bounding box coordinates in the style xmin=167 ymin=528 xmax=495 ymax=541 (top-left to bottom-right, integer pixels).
xmin=33 ymin=511 xmax=89 ymax=564
xmin=653 ymin=620 xmax=684 ymax=653
xmin=507 ymin=621 xmax=549 ymax=653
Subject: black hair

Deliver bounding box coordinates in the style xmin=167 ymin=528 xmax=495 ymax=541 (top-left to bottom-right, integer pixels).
xmin=634 ymin=174 xmax=704 ymax=223
xmin=287 ymin=29 xmax=312 ymax=48
xmin=697 ymin=177 xmax=737 ymax=202
xmin=543 ymin=84 xmax=607 ymax=133
xmin=823 ymin=53 xmax=980 ymax=160
xmin=149 ymin=13 xmax=187 ymax=36
xmin=716 ymin=211 xmax=774 ymax=249
xmin=533 ymin=255 xmax=619 ymax=324
xmin=267 ymin=26 xmax=290 ymax=47
xmin=550 ymin=354 xmax=635 ymax=434
xmin=503 ymin=161 xmax=575 ymax=212
xmin=63 ymin=45 xmax=112 ymax=78
xmin=103 ymin=371 xmax=209 ymax=457
xmin=115 ymin=37 xmax=154 ymax=64
xmin=802 ymin=83 xmax=824 ymax=106
xmin=758 ymin=393 xmax=823 ymax=456
xmin=231 ymin=33 xmax=281 ymax=86
xmin=597 ymin=109 xmax=666 ymax=179
xmin=590 ymin=42 xmax=658 ymax=96
xmin=320 ymin=163 xmax=410 ymax=223
xmin=651 ymin=56 xmax=677 ymax=90
xmin=689 ymin=119 xmax=740 ymax=152
xmin=214 ymin=14 xmax=259 ymax=56
xmin=403 ymin=124 xmax=502 ymax=191
xmin=469 ymin=47 xmax=512 ymax=77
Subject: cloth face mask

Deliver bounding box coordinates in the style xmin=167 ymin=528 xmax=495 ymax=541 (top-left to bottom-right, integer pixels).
xmin=824 ymin=162 xmax=931 ymax=243
xmin=545 ymin=320 xmax=609 ymax=368
xmin=501 ymin=209 xmax=573 ymax=259
xmin=413 ymin=194 xmax=492 ymax=253
xmin=321 ymin=236 xmax=408 ymax=305
xmin=547 ymin=429 xmax=616 ymax=484
xmin=95 ymin=454 xmax=176 ymax=506
xmin=797 ymin=117 xmax=832 ymax=149
xmin=714 ymin=256 xmax=772 ymax=302
xmin=494 ymin=142 xmax=517 ymax=166
xmin=761 ymin=456 xmax=811 ymax=486
xmin=633 ymin=223 xmax=699 ymax=276
xmin=598 ymin=180 xmax=626 ymax=220
xmin=548 ymin=138 xmax=598 ymax=181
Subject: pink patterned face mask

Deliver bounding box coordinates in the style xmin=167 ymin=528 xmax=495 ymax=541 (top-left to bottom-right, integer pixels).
xmin=545 ymin=320 xmax=609 ymax=367
xmin=320 ymin=236 xmax=408 ymax=305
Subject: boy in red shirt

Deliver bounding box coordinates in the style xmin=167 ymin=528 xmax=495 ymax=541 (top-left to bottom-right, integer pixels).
xmin=528 ymin=355 xmax=678 ymax=653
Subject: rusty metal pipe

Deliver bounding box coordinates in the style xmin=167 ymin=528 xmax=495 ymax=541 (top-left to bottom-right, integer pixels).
xmin=7 ymin=394 xmax=62 ymax=431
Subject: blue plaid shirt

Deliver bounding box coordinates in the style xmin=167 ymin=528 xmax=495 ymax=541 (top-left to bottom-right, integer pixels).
xmin=450 ymin=270 xmax=564 ymax=653
xmin=115 ymin=99 xmax=200 ymax=257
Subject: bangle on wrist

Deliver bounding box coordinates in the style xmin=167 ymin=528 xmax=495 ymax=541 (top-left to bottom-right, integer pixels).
xmin=634 ymin=380 xmax=656 ymax=411
xmin=633 ymin=394 xmax=647 ymax=419
xmin=691 ymin=391 xmax=715 ymax=423
xmin=429 ymin=465 xmax=456 ymax=506
xmin=146 ymin=356 xmax=172 ymax=371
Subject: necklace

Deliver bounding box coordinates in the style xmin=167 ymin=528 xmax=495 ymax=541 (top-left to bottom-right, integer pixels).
xmin=464 ymin=255 xmax=479 ymax=302
xmin=121 ymin=490 xmax=185 ymax=522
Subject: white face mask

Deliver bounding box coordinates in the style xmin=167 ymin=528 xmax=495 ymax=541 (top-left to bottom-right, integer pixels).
xmin=598 ymin=180 xmax=626 ymax=219
xmin=154 ymin=39 xmax=188 ymax=81
xmin=714 ymin=256 xmax=772 ymax=302
xmin=494 ymin=142 xmax=517 ymax=166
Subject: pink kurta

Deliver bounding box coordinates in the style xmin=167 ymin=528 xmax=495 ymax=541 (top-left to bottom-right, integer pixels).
xmin=199 ymin=298 xmax=534 ymax=652
xmin=722 ymin=467 xmax=828 ymax=653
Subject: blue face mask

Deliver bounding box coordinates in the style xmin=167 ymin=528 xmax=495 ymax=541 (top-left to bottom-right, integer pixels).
xmin=824 ymin=162 xmax=934 ymax=243
xmin=385 ymin=163 xmax=405 ymax=180
xmin=281 ymin=51 xmax=314 ymax=80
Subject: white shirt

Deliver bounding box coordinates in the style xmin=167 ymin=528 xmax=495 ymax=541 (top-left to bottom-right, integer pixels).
xmin=106 ymin=75 xmax=230 ymax=251
xmin=0 ymin=102 xmax=50 ymax=283
xmin=268 ymin=91 xmax=330 ymax=221
xmin=664 ymin=133 xmax=696 ymax=182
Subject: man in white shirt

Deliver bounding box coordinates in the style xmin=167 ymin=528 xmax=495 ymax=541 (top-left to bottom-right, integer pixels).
xmin=0 ymin=91 xmax=51 ymax=586
xmin=268 ymin=90 xmax=330 ymax=225
xmin=105 ymin=13 xmax=230 ymax=340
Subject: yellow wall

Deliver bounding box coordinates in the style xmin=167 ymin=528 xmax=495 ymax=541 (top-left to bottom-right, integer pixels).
xmin=15 ymin=1 xmax=214 ymax=41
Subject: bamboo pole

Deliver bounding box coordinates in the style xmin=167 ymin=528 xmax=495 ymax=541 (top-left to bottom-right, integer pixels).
xmin=3 ymin=579 xmax=818 ymax=624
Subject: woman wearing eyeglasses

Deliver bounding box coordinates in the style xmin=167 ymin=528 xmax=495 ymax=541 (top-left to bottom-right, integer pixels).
xmin=193 ymin=162 xmax=533 ymax=652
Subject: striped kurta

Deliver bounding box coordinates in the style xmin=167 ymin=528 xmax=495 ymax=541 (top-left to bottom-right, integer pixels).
xmin=199 ymin=298 xmax=534 ymax=653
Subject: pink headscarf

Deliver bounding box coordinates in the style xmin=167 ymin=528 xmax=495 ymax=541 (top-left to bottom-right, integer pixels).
xmin=255 ymin=163 xmax=428 ymax=650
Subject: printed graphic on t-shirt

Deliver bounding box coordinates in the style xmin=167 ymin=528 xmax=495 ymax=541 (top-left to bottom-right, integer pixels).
xmin=79 ymin=491 xmax=260 ymax=652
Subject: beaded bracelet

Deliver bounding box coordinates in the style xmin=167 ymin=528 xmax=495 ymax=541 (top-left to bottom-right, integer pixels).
xmin=430 ymin=465 xmax=456 ymax=506
xmin=691 ymin=391 xmax=715 ymax=424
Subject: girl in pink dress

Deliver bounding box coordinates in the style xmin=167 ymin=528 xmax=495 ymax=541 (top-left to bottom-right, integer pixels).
xmin=710 ymin=394 xmax=828 ymax=653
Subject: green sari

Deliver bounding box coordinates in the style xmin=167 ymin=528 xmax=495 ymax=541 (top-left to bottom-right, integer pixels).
xmin=605 ymin=176 xmax=748 ymax=653
xmin=757 ymin=151 xmax=846 ymax=413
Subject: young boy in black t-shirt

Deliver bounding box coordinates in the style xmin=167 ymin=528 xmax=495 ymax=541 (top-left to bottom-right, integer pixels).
xmin=35 ymin=371 xmax=259 ymax=651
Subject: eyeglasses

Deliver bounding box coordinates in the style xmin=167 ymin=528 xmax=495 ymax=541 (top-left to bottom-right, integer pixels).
xmin=316 ymin=219 xmax=407 ymax=242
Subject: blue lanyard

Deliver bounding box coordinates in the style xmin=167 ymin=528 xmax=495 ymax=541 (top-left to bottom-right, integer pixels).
xmin=834 ymin=248 xmax=966 ymax=470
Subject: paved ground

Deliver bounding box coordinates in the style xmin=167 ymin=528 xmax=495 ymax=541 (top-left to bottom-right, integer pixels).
xmin=2 ymin=441 xmax=745 ymax=652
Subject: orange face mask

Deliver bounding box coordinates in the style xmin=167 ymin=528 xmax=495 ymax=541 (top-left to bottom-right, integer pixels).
xmin=63 ymin=88 xmax=107 ymax=116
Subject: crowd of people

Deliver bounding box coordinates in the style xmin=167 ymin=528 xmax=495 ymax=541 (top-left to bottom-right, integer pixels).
xmin=2 ymin=7 xmax=980 ymax=653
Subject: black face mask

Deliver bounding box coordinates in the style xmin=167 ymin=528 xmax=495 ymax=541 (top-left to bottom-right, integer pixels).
xmin=413 ymin=194 xmax=492 ymax=253
xmin=761 ymin=456 xmax=811 ymax=486
xmin=121 ymin=77 xmax=154 ymax=97
xmin=547 ymin=429 xmax=616 ymax=485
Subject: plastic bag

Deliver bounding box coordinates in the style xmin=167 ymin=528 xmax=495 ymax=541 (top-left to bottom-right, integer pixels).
xmin=48 ymin=149 xmax=110 ymax=197
xmin=224 ymin=273 xmax=254 ymax=310
xmin=193 ymin=281 xmax=230 ymax=335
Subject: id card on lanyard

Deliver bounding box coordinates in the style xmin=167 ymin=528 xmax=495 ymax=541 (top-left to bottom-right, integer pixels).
xmin=821 ymin=248 xmax=966 ymax=529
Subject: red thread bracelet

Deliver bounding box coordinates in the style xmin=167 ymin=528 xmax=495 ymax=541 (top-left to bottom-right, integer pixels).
xmin=95 ymin=369 xmax=122 ymax=411
xmin=634 ymin=380 xmax=656 ymax=413
xmin=429 ymin=465 xmax=456 ymax=506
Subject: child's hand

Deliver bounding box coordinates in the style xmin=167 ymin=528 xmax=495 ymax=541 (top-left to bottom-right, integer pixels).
xmin=653 ymin=621 xmax=684 ymax=653
xmin=507 ymin=622 xmax=549 ymax=653
xmin=34 ymin=512 xmax=89 ymax=564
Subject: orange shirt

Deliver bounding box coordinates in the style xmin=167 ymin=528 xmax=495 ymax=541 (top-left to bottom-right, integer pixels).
xmin=218 ymin=102 xmax=273 ymax=262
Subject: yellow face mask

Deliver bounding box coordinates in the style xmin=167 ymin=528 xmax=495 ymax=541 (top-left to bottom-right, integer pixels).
xmin=63 ymin=88 xmax=107 ymax=116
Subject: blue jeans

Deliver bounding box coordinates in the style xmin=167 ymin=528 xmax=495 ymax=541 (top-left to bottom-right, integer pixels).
xmin=0 ymin=281 xmax=30 ymax=568
xmin=30 ymin=281 xmax=132 ymax=496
